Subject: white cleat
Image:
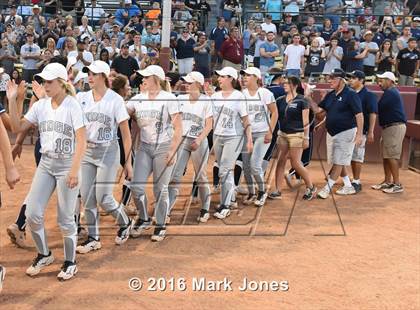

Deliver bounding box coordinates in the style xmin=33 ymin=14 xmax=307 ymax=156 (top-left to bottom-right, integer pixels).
xmin=76 ymin=237 xmax=102 ymax=254
xmin=7 ymin=224 xmax=26 ymax=248
xmin=336 ymin=186 xmax=356 ymax=195
xmin=197 ymin=209 xmax=210 ymax=223
xmin=317 ymin=188 xmax=330 ymax=199
xmin=213 ymin=206 xmax=231 ymax=219
xmin=57 ymin=261 xmax=78 ymax=281
xmin=115 ymin=220 xmax=133 ymax=245
xmin=26 ymin=252 xmax=55 ymax=276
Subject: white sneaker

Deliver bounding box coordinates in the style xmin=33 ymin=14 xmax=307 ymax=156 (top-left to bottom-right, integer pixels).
xmin=254 ymin=192 xmax=268 ymax=207
xmin=214 ymin=206 xmax=231 ymax=219
xmin=151 ymin=226 xmax=166 ymax=242
xmin=76 ymin=237 xmax=102 ymax=254
xmin=7 ymin=223 xmax=26 ymax=248
xmin=57 ymin=261 xmax=78 ymax=281
xmin=317 ymin=187 xmax=330 ymax=199
xmin=0 ymin=265 xmax=5 ymax=293
xmin=371 ymin=182 xmax=392 ymax=190
xmin=26 ymin=252 xmax=55 ymax=276
xmin=336 ymin=186 xmax=356 ymax=195
xmin=197 ymin=209 xmax=210 ymax=223
xmin=115 ymin=220 xmax=133 ymax=245
xmin=130 ymin=218 xmax=152 ymax=238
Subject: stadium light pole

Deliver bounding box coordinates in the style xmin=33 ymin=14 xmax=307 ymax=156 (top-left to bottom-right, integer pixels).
xmin=159 ymin=0 xmax=172 ymax=72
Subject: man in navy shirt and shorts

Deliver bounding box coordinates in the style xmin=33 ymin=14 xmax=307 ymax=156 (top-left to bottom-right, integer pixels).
xmin=347 ymin=70 xmax=378 ymax=193
xmin=372 ymin=72 xmax=407 ymax=194
xmin=312 ymin=69 xmax=364 ymax=199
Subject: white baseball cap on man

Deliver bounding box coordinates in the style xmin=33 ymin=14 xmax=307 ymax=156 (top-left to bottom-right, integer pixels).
xmin=376 ymin=71 xmax=396 ymax=83
xmin=82 ymin=60 xmax=111 ymax=76
xmin=35 ymin=63 xmax=68 ymax=81
xmin=240 ymin=67 xmax=262 ymax=79
xmin=215 ymin=67 xmax=238 ymax=80
xmin=137 ymin=65 xmax=166 ymax=81
xmin=182 ymin=71 xmax=205 ymax=85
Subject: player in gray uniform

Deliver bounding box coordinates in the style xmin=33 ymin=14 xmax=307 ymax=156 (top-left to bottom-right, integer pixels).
xmin=127 ymin=65 xmax=183 ymax=242
xmin=168 ymin=72 xmax=213 ymax=222
xmin=7 ymin=63 xmax=87 ymax=281
xmin=240 ymin=67 xmax=278 ymax=207
xmin=0 ymin=101 xmax=20 ymax=292
xmin=75 ymin=61 xmax=134 ymax=254
xmin=211 ymin=67 xmax=253 ymax=219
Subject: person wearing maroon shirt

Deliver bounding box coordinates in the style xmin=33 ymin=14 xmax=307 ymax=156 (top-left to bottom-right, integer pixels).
xmin=219 ymin=26 xmax=244 ymax=70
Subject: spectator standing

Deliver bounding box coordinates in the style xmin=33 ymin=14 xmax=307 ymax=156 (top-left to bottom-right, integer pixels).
xmin=261 ymin=15 xmax=277 ymax=35
xmin=280 ymin=14 xmax=295 ymax=47
xmin=251 ymin=28 xmax=265 ymax=68
xmin=67 ymin=37 xmax=94 ymax=72
xmin=323 ymin=37 xmax=343 ymax=74
xmin=371 ymin=25 xmax=385 ymax=47
xmin=304 ymin=38 xmax=325 ymax=78
xmin=79 ymin=16 xmax=95 ymax=39
xmin=41 ymin=19 xmax=60 ymax=48
xmin=142 ymin=24 xmax=160 ymax=51
xmin=396 ymin=38 xmax=420 ymax=86
xmin=338 ymin=29 xmax=354 ymax=71
xmin=376 ymin=39 xmax=395 ymax=74
xmin=176 ymin=29 xmax=196 ymax=75
xmin=111 ymin=43 xmax=139 ymax=85
xmin=129 ymin=32 xmax=147 ymax=64
xmin=345 ymin=40 xmax=369 ymax=73
xmin=301 ymin=16 xmax=319 ymax=37
xmin=76 ymin=0 xmax=86 ymax=25
xmin=27 ymin=5 xmax=46 ymax=37
xmin=5 ymin=5 xmax=20 ymax=28
xmin=320 ymin=18 xmax=335 ymax=45
xmin=0 ymin=38 xmax=17 ymax=76
xmin=20 ymin=33 xmax=41 ymax=82
xmin=284 ymin=34 xmax=305 ymax=77
xmin=243 ymin=20 xmax=255 ymax=57
xmin=197 ymin=0 xmax=211 ymax=31
xmin=193 ymin=32 xmax=211 ymax=78
xmin=220 ymin=26 xmax=244 ymax=70
xmin=1 ymin=24 xmax=16 ymax=47
xmin=359 ymin=31 xmax=379 ymax=76
xmin=209 ymin=17 xmax=229 ymax=70
xmin=259 ymin=31 xmax=280 ymax=75
xmin=396 ymin=26 xmax=412 ymax=51
xmin=373 ymin=72 xmax=407 ymax=194
xmin=410 ymin=18 xmax=420 ymax=40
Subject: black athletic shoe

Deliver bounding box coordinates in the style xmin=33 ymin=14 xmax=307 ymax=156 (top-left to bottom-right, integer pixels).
xmin=302 ymin=186 xmax=317 ymax=200
xmin=57 ymin=261 xmax=78 ymax=281
xmin=151 ymin=226 xmax=166 ymax=242
xmin=213 ymin=205 xmax=231 ymax=219
xmin=197 ymin=209 xmax=210 ymax=222
xmin=351 ymin=182 xmax=362 ymax=193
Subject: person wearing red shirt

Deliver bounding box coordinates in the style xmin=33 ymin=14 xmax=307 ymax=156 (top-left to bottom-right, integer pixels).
xmin=220 ymin=27 xmax=244 ymax=70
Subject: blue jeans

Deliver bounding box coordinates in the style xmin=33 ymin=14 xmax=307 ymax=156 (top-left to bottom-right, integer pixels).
xmin=286 ymin=69 xmax=301 ymax=77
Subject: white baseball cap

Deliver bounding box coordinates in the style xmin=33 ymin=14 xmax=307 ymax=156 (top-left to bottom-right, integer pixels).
xmin=182 ymin=71 xmax=205 ymax=85
xmin=83 ymin=60 xmax=111 ymax=76
xmin=66 ymin=56 xmax=77 ymax=71
xmin=74 ymin=71 xmax=88 ymax=85
xmin=35 ymin=63 xmax=68 ymax=81
xmin=240 ymin=67 xmax=261 ymax=79
xmin=376 ymin=71 xmax=396 ymax=83
xmin=125 ymin=0 xmax=131 ymax=4
xmin=216 ymin=67 xmax=238 ymax=80
xmin=137 ymin=65 xmax=165 ymax=81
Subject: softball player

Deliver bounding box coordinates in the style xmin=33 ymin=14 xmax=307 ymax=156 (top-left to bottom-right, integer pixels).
xmin=240 ymin=67 xmax=278 ymax=207
xmin=211 ymin=67 xmax=253 ymax=219
xmin=7 ymin=63 xmax=86 ymax=281
xmin=76 ymin=61 xmax=133 ymax=254
xmin=0 ymin=101 xmax=20 ymax=292
xmin=168 ymin=72 xmax=213 ymax=222
xmin=126 ymin=65 xmax=182 ymax=242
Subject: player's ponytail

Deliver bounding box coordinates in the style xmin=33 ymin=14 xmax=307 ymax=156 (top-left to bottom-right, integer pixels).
xmin=59 ymin=79 xmax=76 ymax=97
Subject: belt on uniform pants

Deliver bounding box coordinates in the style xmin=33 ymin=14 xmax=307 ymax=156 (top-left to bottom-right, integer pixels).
xmin=43 ymin=152 xmax=73 ymax=159
xmin=382 ymin=122 xmax=405 ymax=129
xmin=87 ymin=141 xmax=115 ymax=148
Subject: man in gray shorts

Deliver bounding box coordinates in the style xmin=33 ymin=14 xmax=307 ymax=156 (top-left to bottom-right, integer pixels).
xmin=348 ymin=70 xmax=378 ymax=193
xmin=312 ymin=69 xmax=364 ymax=199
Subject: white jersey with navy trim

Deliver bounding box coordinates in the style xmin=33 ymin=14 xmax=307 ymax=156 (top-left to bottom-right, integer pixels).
xmin=126 ymin=90 xmax=180 ymax=145
xmin=177 ymin=94 xmax=212 ymax=138
xmin=76 ymin=89 xmax=129 ymax=143
xmin=211 ymin=89 xmax=248 ymax=136
xmin=242 ymin=87 xmax=275 ymax=133
xmin=24 ymin=95 xmax=85 ymax=155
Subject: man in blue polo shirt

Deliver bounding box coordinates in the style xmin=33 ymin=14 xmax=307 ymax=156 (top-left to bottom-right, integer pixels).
xmin=209 ymin=17 xmax=229 ymax=70
xmin=347 ymin=70 xmax=378 ymax=193
xmin=259 ymin=31 xmax=280 ymax=76
xmin=372 ymin=71 xmax=407 ymax=194
xmin=313 ymin=68 xmax=364 ymax=199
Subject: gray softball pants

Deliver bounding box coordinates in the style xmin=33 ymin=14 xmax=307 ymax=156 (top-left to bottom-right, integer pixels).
xmin=168 ymin=137 xmax=211 ymax=212
xmin=25 ymin=155 xmax=79 ymax=262
xmin=80 ymin=141 xmax=130 ymax=240
xmin=213 ymin=135 xmax=244 ymax=207
xmin=242 ymin=133 xmax=270 ymax=194
xmin=131 ymin=141 xmax=174 ymax=227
